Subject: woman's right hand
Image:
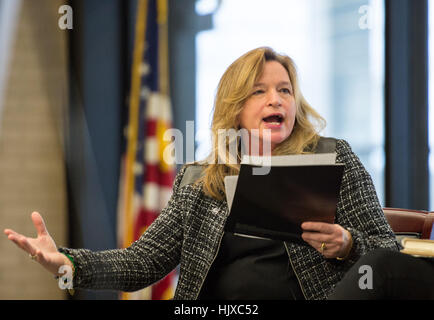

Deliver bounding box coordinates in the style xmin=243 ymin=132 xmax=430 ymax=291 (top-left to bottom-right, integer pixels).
xmin=4 ymin=211 xmax=72 ymax=276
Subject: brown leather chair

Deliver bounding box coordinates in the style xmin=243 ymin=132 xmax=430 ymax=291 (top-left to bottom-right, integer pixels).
xmin=383 ymin=207 xmax=434 ymax=240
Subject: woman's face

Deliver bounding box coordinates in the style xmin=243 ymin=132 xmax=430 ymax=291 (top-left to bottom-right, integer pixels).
xmin=239 ymin=61 xmax=296 ymax=154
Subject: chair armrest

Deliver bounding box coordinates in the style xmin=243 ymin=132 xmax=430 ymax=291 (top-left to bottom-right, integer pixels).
xmin=383 ymin=208 xmax=434 ymax=239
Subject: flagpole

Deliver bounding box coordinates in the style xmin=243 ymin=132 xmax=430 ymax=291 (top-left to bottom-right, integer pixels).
xmin=157 ymin=0 xmax=169 ymax=95
xmin=123 ymin=0 xmax=148 ymax=249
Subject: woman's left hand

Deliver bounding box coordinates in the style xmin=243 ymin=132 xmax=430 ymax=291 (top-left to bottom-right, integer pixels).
xmin=301 ymin=222 xmax=352 ymax=259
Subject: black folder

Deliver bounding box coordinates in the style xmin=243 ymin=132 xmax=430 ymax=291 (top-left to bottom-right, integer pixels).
xmin=224 ymin=163 xmax=345 ymax=243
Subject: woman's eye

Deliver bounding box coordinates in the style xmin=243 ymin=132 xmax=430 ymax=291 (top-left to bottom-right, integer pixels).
xmin=252 ymin=90 xmax=264 ymax=95
xmin=280 ymin=88 xmax=292 ymax=94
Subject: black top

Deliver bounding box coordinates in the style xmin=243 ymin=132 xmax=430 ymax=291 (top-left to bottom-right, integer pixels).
xmin=198 ymin=232 xmax=305 ymax=300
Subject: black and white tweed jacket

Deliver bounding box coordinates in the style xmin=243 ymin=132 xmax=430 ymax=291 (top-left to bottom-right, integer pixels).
xmin=61 ymin=138 xmax=400 ymax=300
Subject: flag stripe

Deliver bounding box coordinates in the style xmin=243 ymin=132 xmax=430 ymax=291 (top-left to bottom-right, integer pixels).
xmin=144 ymin=163 xmax=174 ymax=187
xmin=118 ymin=0 xmax=176 ymax=300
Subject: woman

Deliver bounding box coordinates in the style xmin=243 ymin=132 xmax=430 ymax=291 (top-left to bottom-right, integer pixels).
xmin=4 ymin=47 xmax=399 ymax=300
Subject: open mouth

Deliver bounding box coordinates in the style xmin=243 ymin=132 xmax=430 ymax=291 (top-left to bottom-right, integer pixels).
xmin=262 ymin=114 xmax=284 ymax=125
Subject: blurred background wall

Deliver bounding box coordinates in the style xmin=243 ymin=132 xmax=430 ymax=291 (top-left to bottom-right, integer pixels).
xmin=0 ymin=0 xmax=68 ymax=299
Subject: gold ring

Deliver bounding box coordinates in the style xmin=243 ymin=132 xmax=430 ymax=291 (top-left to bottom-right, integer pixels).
xmin=320 ymin=242 xmax=326 ymax=253
xmin=29 ymin=254 xmax=37 ymax=260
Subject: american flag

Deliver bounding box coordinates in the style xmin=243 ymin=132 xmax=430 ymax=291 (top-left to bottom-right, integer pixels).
xmin=117 ymin=0 xmax=176 ymax=300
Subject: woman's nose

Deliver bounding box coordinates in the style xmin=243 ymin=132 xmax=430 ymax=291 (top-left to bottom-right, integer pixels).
xmin=267 ymin=90 xmax=281 ymax=107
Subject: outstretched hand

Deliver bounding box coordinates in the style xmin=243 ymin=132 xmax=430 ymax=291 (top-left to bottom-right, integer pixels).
xmin=4 ymin=212 xmax=72 ymax=276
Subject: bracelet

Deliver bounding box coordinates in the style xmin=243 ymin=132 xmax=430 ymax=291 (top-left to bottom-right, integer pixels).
xmin=336 ymin=231 xmax=353 ymax=261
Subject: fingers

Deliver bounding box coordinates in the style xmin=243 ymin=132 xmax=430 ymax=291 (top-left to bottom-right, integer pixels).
xmin=301 ymin=222 xmax=335 ymax=243
xmin=301 ymin=222 xmax=334 ymax=234
xmin=4 ymin=229 xmax=37 ymax=256
xmin=302 ymin=237 xmax=340 ymax=258
xmin=4 ymin=228 xmax=15 ymax=237
xmin=31 ymin=211 xmax=48 ymax=237
xmin=301 ymin=222 xmax=348 ymax=258
xmin=301 ymin=231 xmax=333 ymax=243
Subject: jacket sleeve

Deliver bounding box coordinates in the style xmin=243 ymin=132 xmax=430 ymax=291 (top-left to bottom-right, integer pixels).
xmin=59 ymin=165 xmax=188 ymax=292
xmin=334 ymin=139 xmax=400 ymax=264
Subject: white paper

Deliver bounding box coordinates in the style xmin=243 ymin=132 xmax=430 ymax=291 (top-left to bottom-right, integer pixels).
xmin=224 ymin=175 xmax=238 ymax=210
xmin=241 ymin=153 xmax=337 ymax=166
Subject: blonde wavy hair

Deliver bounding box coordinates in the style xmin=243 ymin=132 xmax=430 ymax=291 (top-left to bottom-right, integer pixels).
xmin=196 ymin=47 xmax=326 ymax=200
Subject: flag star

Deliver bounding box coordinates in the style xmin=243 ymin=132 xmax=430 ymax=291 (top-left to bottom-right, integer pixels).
xmin=133 ymin=162 xmax=143 ymax=175
xmin=140 ymin=86 xmax=151 ymax=100
xmin=140 ymin=62 xmax=151 ymax=76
